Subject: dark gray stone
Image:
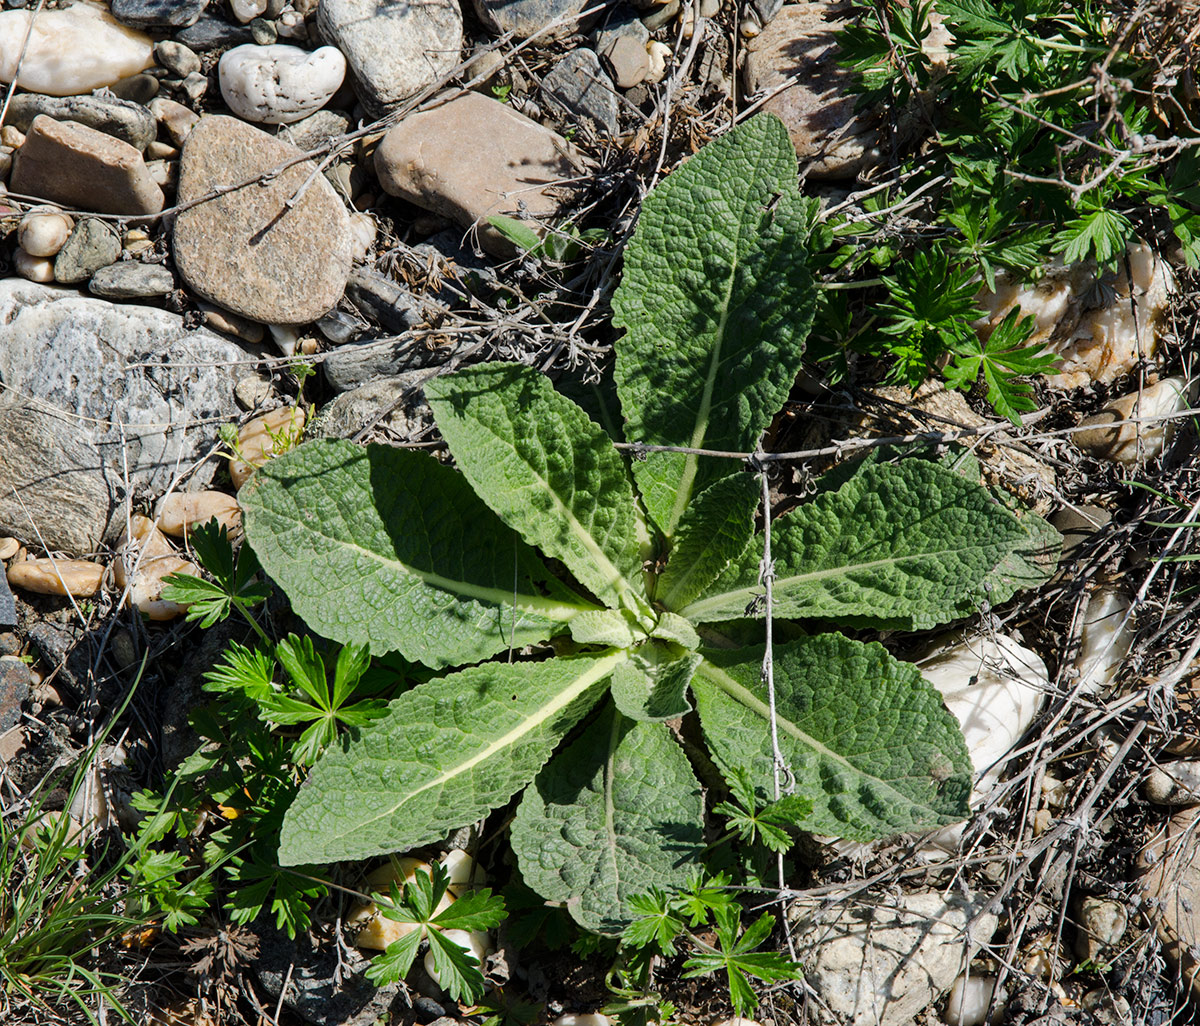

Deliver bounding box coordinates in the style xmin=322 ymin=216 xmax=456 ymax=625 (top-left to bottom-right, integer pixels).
xmin=747 ymin=0 xmax=786 ymax=30
xmin=88 ymin=262 xmax=175 ymax=299
xmin=594 ymin=9 xmax=651 ymax=88
xmin=541 ymin=48 xmax=619 ymax=134
xmin=176 ymin=15 xmax=255 ymax=51
xmin=254 ymin=920 xmax=407 ymax=1026
xmin=0 ymin=657 xmax=31 ymax=732
xmin=471 ymin=0 xmax=594 ymax=38
xmin=314 ymin=309 xmax=363 ymax=345
xmin=0 ymin=576 xmax=14 ymax=629
xmin=322 ymin=335 xmax=476 ymax=393
xmin=250 ymin=16 xmax=277 ymax=44
xmin=110 ymin=0 xmax=206 ymax=30
xmin=412 ymin=997 xmax=446 ymax=1024
xmin=108 ymin=74 xmax=160 ymax=105
xmin=54 ymin=219 xmax=122 ymax=285
xmin=345 ymin=270 xmax=426 ymax=334
xmin=276 ymin=108 xmax=353 ymax=152
xmin=4 ymin=93 xmax=156 ymax=151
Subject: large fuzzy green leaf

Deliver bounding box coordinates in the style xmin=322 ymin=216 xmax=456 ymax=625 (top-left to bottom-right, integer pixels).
xmin=426 ymin=363 xmax=649 ymax=616
xmin=277 ymin=653 xmax=623 ymax=865
xmin=609 ymin=646 xmax=699 ymax=722
xmin=680 ymin=461 xmax=1030 ymax=629
xmin=656 ymin=472 xmax=760 ymax=611
xmin=611 ymin=113 xmax=816 ymax=540
xmin=241 ymin=439 xmax=594 ymax=669
xmin=511 ymin=703 xmax=705 ymax=934
xmin=692 ymin=636 xmax=972 ymax=840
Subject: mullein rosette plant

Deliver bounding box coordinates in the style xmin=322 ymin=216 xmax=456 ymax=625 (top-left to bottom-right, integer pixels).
xmin=237 ymin=114 xmax=1059 ymax=935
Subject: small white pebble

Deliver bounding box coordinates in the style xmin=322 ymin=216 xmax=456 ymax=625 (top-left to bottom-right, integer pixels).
xmin=14 ymin=247 xmax=55 ymax=282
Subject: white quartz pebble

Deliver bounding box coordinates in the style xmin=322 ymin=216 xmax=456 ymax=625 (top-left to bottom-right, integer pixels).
xmin=1074 ymin=376 xmax=1191 ymax=464
xmin=219 ymin=44 xmax=346 ymax=125
xmin=0 ymin=4 xmax=154 ymax=96
xmin=14 ymin=247 xmax=55 ymax=283
xmin=347 ymin=211 xmax=376 ymax=263
xmin=552 ymin=1016 xmax=613 ymax=1026
xmin=943 ymin=974 xmax=1005 ymax=1026
xmin=1075 ymin=587 xmax=1134 ymax=696
xmin=231 ymin=0 xmax=269 ymax=23
xmin=18 ymin=208 xmax=73 ymax=256
xmin=424 ymin=929 xmax=491 ymax=988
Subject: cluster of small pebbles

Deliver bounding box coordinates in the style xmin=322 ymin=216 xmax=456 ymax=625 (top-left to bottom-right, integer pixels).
xmin=0 ymin=3 xmax=1195 ymax=1025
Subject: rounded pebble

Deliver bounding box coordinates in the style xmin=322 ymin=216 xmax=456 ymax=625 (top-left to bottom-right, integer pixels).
xmin=88 ymin=262 xmax=176 ymax=299
xmin=229 ymin=407 xmax=306 ymax=489
xmin=218 ymin=43 xmax=346 ymax=125
xmin=18 ymin=208 xmax=73 ymax=257
xmin=14 ymin=248 xmax=55 ymax=283
xmin=7 ymin=558 xmax=104 ymax=597
xmin=156 ymin=491 xmax=241 ymax=537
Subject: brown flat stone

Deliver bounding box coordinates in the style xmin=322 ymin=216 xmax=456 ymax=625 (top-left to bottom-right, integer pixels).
xmin=374 ymin=92 xmax=586 ymax=256
xmin=173 ymin=115 xmax=352 ymax=325
xmin=10 ymin=115 xmax=164 ymax=215
xmin=743 ymin=1 xmax=879 ymax=178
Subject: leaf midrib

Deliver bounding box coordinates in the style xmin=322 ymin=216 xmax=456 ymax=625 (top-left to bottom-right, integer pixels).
xmin=472 ymin=414 xmax=646 ymax=615
xmin=694 ymin=659 xmax=939 ymax=818
xmin=663 ymin=161 xmax=767 ymax=541
xmin=679 ymin=542 xmax=1004 ymax=621
xmin=334 ymin=652 xmax=626 ymax=843
xmin=291 ymin=520 xmax=594 ymax=622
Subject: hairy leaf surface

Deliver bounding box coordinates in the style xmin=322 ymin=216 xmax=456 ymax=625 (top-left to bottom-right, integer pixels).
xmin=693 ymin=635 xmax=972 ymax=839
xmin=427 ymin=363 xmax=648 ymax=615
xmin=241 ymin=440 xmax=593 ymax=668
xmin=278 ymin=653 xmax=623 ymax=865
xmin=612 ymin=113 xmax=815 ymax=539
xmin=609 ymin=647 xmax=699 ymax=722
xmin=681 ymin=461 xmax=1029 ymax=629
xmin=511 ymin=703 xmax=704 ymax=934
xmin=657 ymin=472 xmax=760 ymax=611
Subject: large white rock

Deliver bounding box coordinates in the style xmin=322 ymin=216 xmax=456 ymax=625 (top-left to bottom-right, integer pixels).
xmin=916 ymin=631 xmax=1048 ymax=855
xmin=790 ymin=890 xmax=998 ymax=1026
xmin=218 ymin=44 xmax=347 ymax=125
xmin=0 ymin=3 xmax=154 ymax=96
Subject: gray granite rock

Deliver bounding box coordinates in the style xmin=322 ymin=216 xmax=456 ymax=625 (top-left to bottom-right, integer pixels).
xmin=110 ymin=0 xmax=206 ymax=30
xmin=313 ymin=372 xmax=434 ymax=441
xmin=374 ymin=92 xmax=586 ymax=257
xmin=173 ymin=115 xmax=352 ymax=325
xmin=176 ymin=15 xmax=255 ymax=51
xmin=54 ymin=219 xmax=122 ymax=285
xmin=0 ymin=280 xmax=258 ymax=539
xmin=790 ymin=890 xmax=998 ymax=1025
xmin=88 ymin=262 xmax=175 ymax=299
xmin=345 ymin=269 xmax=429 ymax=334
xmin=322 ymin=334 xmax=476 ymax=393
xmin=542 ymin=48 xmax=619 ymax=134
xmin=0 ymin=402 xmax=113 ymax=555
xmin=0 ymin=575 xmax=13 ymax=629
xmin=4 ymin=93 xmax=156 ymax=151
xmin=277 ymin=108 xmax=353 ymax=152
xmin=317 ymin=0 xmax=463 ymax=113
xmin=471 ymin=0 xmax=594 ymax=38
xmin=0 ymin=658 xmax=31 ymax=732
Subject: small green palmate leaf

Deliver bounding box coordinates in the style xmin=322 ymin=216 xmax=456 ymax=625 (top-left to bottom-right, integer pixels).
xmin=426 ymin=362 xmax=649 ymax=615
xmin=692 ymin=634 xmax=972 ymax=840
xmin=681 ymin=460 xmax=1030 ymax=630
xmin=612 ymin=113 xmax=816 ymax=540
xmin=241 ymin=439 xmax=595 ymax=669
xmin=609 ymin=647 xmax=699 ymax=722
xmin=277 ymin=653 xmax=622 ymax=865
xmin=657 ymin=473 xmax=760 ymax=612
xmin=511 ymin=702 xmax=705 ymax=934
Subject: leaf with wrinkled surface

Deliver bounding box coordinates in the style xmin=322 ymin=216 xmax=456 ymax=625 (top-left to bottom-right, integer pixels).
xmin=511 ymin=703 xmax=705 ymax=934
xmin=681 ymin=460 xmax=1030 ymax=629
xmin=693 ymin=635 xmax=972 ymax=839
xmin=277 ymin=653 xmax=622 ymax=865
xmin=612 ymin=113 xmax=815 ymax=539
xmin=426 ymin=363 xmax=648 ymax=616
xmin=609 ymin=647 xmax=699 ymax=722
xmin=241 ymin=439 xmax=594 ymax=668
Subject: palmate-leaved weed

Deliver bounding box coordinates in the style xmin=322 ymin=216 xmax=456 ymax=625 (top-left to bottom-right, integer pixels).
xmin=234 ymin=114 xmax=1061 ymax=957
xmin=822 ymin=0 xmax=1200 ymax=419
